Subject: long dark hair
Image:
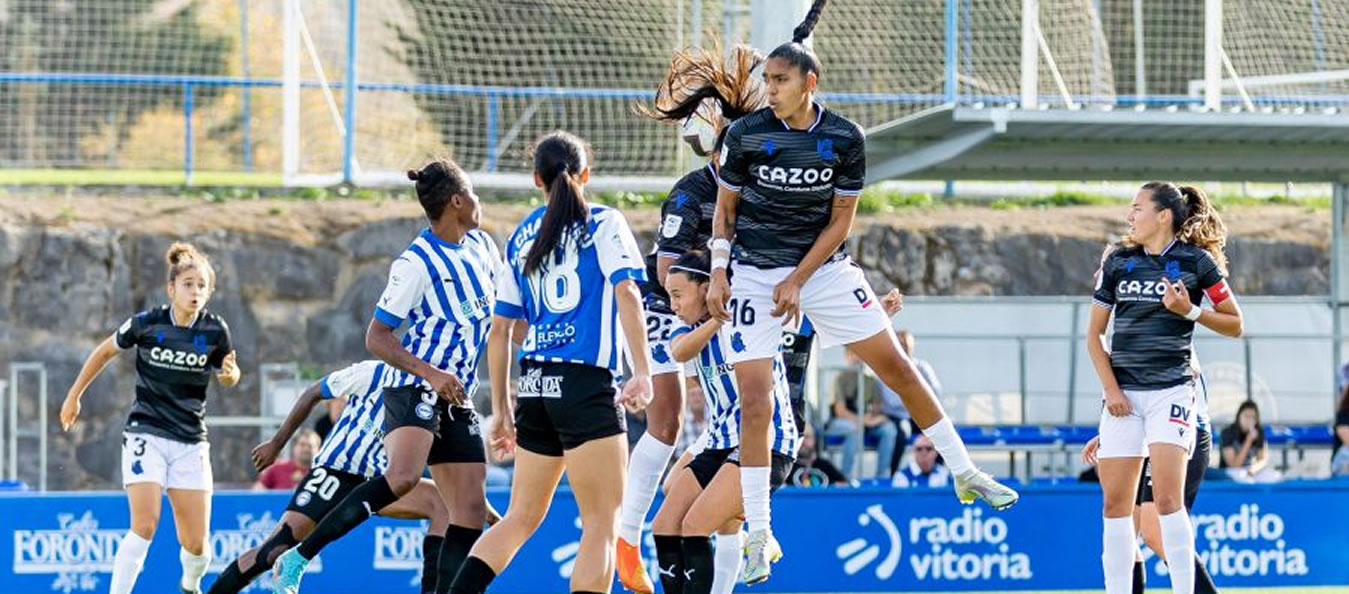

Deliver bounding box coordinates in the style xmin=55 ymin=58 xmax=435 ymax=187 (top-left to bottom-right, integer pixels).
xmin=1338 ymin=384 xmax=1349 ymax=416
xmin=1233 ymin=400 xmax=1264 ymax=442
xmin=668 ymin=250 xmax=712 ymax=284
xmin=524 ymin=131 xmax=591 ymax=275
xmin=637 ymin=42 xmax=766 ymax=150
xmin=406 ymin=158 xmax=469 ymax=221
xmin=1131 ymin=181 xmax=1229 ymax=273
xmin=766 ymin=0 xmax=828 ymax=77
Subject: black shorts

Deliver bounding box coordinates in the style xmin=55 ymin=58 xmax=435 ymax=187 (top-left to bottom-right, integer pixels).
xmin=687 ymin=448 xmax=794 ymax=493
xmin=284 ymin=466 xmax=366 ymax=522
xmin=1137 ymin=428 xmax=1211 ymax=510
xmin=382 ymin=385 xmax=487 ymax=465
xmin=514 ymin=360 xmax=626 ymax=456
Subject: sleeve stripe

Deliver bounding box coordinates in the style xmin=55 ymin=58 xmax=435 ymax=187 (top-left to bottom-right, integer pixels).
xmin=835 ymin=188 xmax=863 ymax=197
xmin=715 ymin=176 xmax=742 ymax=192
xmin=373 ymin=306 xmax=404 ymax=328
xmin=609 ymin=268 xmax=647 ymax=285
xmin=319 ymin=376 xmax=335 ymax=400
xmin=1091 ymin=299 xmax=1114 ymax=310
xmin=493 ymin=302 xmax=526 ymax=319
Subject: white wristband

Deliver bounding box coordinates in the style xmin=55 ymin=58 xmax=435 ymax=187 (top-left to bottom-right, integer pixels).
xmin=708 ymin=237 xmax=731 ymax=254
xmin=711 ymin=255 xmax=729 ymax=270
xmin=1183 ymin=305 xmax=1202 ymax=321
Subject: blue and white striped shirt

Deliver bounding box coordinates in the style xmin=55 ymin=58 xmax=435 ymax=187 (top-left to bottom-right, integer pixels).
xmin=671 ymin=323 xmax=800 ymax=457
xmin=373 ymin=229 xmax=499 ymax=399
xmin=313 ymin=360 xmax=389 ymax=477
xmin=495 ymin=205 xmax=646 ymax=373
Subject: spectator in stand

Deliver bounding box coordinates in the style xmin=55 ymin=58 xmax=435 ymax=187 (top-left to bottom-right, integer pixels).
xmin=1219 ymin=401 xmax=1281 ymax=483
xmin=1333 ymin=385 xmax=1349 ymax=476
xmin=788 ymin=424 xmax=849 ymax=487
xmin=825 ymin=350 xmax=899 ymax=479
xmin=892 ymin=435 xmax=951 ymax=488
xmin=874 ymin=329 xmax=938 ymax=475
xmin=253 ymin=429 xmax=320 ymax=491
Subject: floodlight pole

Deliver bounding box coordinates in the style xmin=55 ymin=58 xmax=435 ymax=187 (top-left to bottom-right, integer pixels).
xmin=1334 ymin=182 xmax=1347 ymax=407
xmin=751 ymin=0 xmax=810 ymax=53
xmin=1204 ymin=0 xmax=1223 ymax=110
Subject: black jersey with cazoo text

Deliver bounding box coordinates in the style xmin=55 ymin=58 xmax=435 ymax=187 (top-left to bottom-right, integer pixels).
xmin=640 ymin=164 xmax=719 ymax=312
xmin=114 ymin=305 xmax=233 ymax=443
xmin=717 ymin=104 xmax=866 ymax=269
xmin=1092 ymin=240 xmax=1232 ymax=391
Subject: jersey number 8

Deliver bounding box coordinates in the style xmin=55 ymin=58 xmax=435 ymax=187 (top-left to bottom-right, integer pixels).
xmin=524 ymin=241 xmax=582 ymax=314
xmin=303 ymin=468 xmax=342 ymax=501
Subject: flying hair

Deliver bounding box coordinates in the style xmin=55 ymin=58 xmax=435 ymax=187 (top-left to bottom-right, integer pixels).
xmin=636 ymin=42 xmax=767 ymax=146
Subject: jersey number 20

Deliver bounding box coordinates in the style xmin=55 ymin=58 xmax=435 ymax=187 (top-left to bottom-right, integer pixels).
xmin=303 ymin=468 xmax=342 ymax=501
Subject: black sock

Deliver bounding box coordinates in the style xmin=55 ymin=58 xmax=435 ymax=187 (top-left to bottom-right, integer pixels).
xmin=680 ymin=536 xmax=714 ymax=594
xmin=436 ymin=525 xmax=483 ymax=594
xmin=653 ymin=534 xmax=685 ymax=594
xmin=421 ymin=535 xmax=444 ymax=594
xmin=296 ymin=476 xmax=400 ymax=559
xmin=1132 ymin=559 xmax=1146 ymax=594
xmin=1194 ymin=557 xmax=1219 ymax=594
xmin=448 ymin=556 xmax=496 ymax=594
xmin=207 ymin=559 xmax=267 ymax=594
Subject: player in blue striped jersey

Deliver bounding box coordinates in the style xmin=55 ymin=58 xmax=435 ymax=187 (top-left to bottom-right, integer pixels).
xmin=649 ymin=251 xmax=799 ymax=594
xmin=210 ymin=360 xmax=477 ymax=594
xmin=448 ymin=131 xmax=655 ymax=594
xmin=274 ymin=160 xmax=494 ymax=594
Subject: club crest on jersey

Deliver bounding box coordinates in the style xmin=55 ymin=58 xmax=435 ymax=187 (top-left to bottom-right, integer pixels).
xmin=817 ymin=138 xmax=837 ymax=161
xmin=1164 ymin=260 xmax=1182 ymax=279
xmin=761 ymin=139 xmax=777 ymax=156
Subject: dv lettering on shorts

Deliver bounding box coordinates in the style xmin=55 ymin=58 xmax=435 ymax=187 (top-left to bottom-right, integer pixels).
xmin=853 ymin=288 xmax=873 ymax=309
xmin=1169 ymin=403 xmax=1193 ymax=429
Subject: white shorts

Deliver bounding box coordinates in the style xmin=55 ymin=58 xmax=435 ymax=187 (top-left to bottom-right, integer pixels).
xmin=121 ymin=432 xmax=214 ymax=491
xmin=726 ymin=257 xmax=891 ymax=364
xmin=646 ymin=309 xmax=684 ymax=376
xmin=1097 ymin=383 xmax=1197 ymax=459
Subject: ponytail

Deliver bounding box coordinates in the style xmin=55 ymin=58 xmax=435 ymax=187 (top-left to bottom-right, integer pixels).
xmin=767 ymin=0 xmax=828 ymax=77
xmin=1176 ymin=185 xmax=1229 ymax=274
xmin=637 ymin=43 xmax=766 ymax=129
xmin=793 ymin=0 xmax=828 ymax=43
xmin=524 ymin=132 xmax=591 ymax=275
xmin=165 ymin=241 xmax=215 ymax=287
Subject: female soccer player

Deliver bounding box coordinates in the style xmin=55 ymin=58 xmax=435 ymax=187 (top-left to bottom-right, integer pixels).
xmin=617 ymin=42 xmax=767 ymax=593
xmin=272 ymin=159 xmax=495 ymax=594
xmin=447 ymin=131 xmax=653 ymax=594
xmin=60 ymin=242 xmax=239 ymax=594
xmin=1089 ymin=182 xmax=1243 ymax=594
xmin=704 ymin=0 xmax=1017 ymax=581
xmin=651 ymin=250 xmax=798 ymax=594
xmin=210 ymin=359 xmax=501 ymax=594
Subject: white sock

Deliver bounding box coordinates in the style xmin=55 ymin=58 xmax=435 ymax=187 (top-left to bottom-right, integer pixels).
xmin=618 ymin=432 xmax=675 ymax=544
xmin=713 ymin=531 xmax=744 ymax=594
xmin=922 ymin=417 xmax=974 ymax=475
xmin=1159 ymin=510 xmax=1196 ymax=594
xmin=180 ymin=546 xmax=212 ymax=592
xmin=1102 ymin=516 xmax=1137 ymax=594
xmin=740 ymin=466 xmax=772 ymax=533
xmin=110 ymin=531 xmax=152 ymax=594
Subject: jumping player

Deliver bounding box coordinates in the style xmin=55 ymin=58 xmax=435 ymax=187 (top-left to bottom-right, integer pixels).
xmin=1089 ymin=182 xmax=1243 ymax=594
xmin=704 ymin=0 xmax=1017 ymax=581
xmin=60 ymin=242 xmax=239 ymax=594
xmin=273 ymin=159 xmax=495 ymax=593
xmin=447 ymin=131 xmax=654 ymax=594
xmin=618 ymin=42 xmax=767 ymax=593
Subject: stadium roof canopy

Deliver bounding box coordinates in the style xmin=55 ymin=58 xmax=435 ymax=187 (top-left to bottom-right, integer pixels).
xmin=866 ymin=105 xmax=1349 ymax=183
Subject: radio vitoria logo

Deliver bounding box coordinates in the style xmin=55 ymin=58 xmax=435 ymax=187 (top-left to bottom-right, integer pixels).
xmin=836 ymin=504 xmax=1032 ymax=583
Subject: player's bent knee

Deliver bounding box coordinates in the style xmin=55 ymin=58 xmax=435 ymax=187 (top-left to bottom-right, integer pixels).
xmin=1102 ymin=500 xmax=1135 ymax=518
xmin=256 ymin=523 xmax=300 ymax=568
xmin=680 ymin=514 xmax=716 ymax=537
xmin=130 ymin=518 xmax=158 ymax=540
xmin=384 ymin=472 xmax=421 ymax=497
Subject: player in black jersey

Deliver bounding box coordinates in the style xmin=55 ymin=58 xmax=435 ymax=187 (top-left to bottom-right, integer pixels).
xmin=616 ymin=42 xmax=767 ymax=593
xmin=1089 ymin=182 xmax=1244 ymax=594
xmin=703 ymin=1 xmax=1017 ymax=582
xmin=61 ymin=242 xmax=239 ymax=594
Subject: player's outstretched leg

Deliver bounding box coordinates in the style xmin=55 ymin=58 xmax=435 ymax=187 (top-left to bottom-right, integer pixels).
xmin=848 ymin=329 xmax=1019 ymax=510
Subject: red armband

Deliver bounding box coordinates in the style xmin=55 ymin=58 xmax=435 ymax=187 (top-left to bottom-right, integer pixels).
xmin=1204 ymin=279 xmax=1232 ymax=305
